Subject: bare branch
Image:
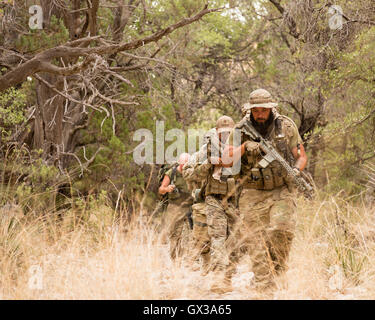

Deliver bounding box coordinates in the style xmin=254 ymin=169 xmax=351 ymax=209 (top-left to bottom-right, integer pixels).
xmin=34 ymin=74 xmax=102 ymax=112
xmin=268 ymin=0 xmax=302 ymax=41
xmin=61 ymin=146 xmax=104 ymax=177
xmin=0 ymin=4 xmax=221 ymax=92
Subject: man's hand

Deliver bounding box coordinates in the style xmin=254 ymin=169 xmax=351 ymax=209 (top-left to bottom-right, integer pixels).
xmin=293 ymin=167 xmax=301 ymax=176
xmin=244 ymin=141 xmax=261 ymax=157
xmin=209 ymin=156 xmax=222 ymax=165
xmin=166 ymin=184 xmax=176 ymax=193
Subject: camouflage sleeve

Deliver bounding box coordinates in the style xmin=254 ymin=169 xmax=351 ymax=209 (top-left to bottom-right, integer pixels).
xmin=182 ymin=163 xmax=196 ymax=182
xmin=164 ymin=168 xmax=173 ymax=178
xmin=182 ymin=161 xmax=211 ymax=183
xmin=193 ymin=161 xmax=212 ymax=178
xmin=284 ymin=119 xmax=303 ymax=150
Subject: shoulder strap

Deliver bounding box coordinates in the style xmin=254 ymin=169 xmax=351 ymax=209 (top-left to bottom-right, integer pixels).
xmin=234 ymin=114 xmax=249 ymax=130
xmin=170 ymin=164 xmax=178 ymax=184
xmin=158 ymin=164 xmax=167 ymax=184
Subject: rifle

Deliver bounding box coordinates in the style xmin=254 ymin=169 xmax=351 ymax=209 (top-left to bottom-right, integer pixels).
xmin=241 ymin=120 xmax=315 ymax=199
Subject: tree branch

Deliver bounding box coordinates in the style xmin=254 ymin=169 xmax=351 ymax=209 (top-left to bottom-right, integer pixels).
xmin=0 ymin=4 xmax=221 ymax=92
xmin=268 ymin=0 xmax=302 ymax=41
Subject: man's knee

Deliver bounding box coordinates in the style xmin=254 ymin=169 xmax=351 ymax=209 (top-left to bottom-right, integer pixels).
xmin=268 ymin=229 xmax=294 ymax=255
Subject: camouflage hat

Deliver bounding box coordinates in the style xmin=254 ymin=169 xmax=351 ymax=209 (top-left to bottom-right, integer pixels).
xmin=216 ymin=115 xmax=235 ymax=133
xmin=248 ymin=88 xmax=278 ymax=109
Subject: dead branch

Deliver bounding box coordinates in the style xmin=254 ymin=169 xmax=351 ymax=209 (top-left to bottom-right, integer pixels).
xmin=60 ymin=146 xmax=104 ymax=177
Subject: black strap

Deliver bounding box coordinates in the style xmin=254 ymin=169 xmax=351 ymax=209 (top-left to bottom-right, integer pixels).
xmin=170 ymin=164 xmax=178 ymax=184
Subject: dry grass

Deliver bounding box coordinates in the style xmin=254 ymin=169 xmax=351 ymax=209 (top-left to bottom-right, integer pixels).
xmin=1 ymin=195 xmax=375 ymax=300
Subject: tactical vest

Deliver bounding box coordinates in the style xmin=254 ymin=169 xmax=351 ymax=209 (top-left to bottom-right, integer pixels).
xmin=203 ymin=140 xmax=236 ymax=197
xmin=240 ymin=113 xmax=297 ymax=191
xmin=166 ymin=168 xmax=192 ymax=204
xmin=205 ymin=173 xmax=233 ymax=196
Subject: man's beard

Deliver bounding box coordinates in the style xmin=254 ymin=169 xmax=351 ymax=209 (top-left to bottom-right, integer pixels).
xmin=250 ymin=111 xmax=274 ymax=137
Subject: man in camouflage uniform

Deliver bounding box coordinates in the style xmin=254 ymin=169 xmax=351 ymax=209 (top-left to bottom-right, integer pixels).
xmin=182 ymin=128 xmax=218 ymax=274
xmin=186 ymin=116 xmax=240 ymax=294
xmin=225 ymin=88 xmax=308 ymax=293
xmin=158 ymin=153 xmax=193 ymax=260
xmin=182 ymin=152 xmax=211 ymax=274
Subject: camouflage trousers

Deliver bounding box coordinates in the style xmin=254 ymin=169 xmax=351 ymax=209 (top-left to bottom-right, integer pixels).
xmin=205 ymin=195 xmax=241 ymax=274
xmin=191 ymin=202 xmax=210 ymax=267
xmin=239 ymin=186 xmax=296 ymax=290
xmin=166 ymin=203 xmax=192 ymax=260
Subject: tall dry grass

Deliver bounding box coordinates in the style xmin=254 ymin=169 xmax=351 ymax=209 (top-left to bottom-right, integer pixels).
xmin=0 ymin=193 xmax=375 ymax=300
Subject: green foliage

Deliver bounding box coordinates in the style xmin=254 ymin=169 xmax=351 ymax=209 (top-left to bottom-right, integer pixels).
xmin=16 ymin=15 xmax=69 ymax=53
xmin=15 ymin=159 xmax=59 ymax=212
xmin=2 ymin=0 xmax=375 ymax=212
xmin=0 ymin=87 xmax=27 ymax=138
xmin=314 ymin=26 xmax=375 ymax=195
